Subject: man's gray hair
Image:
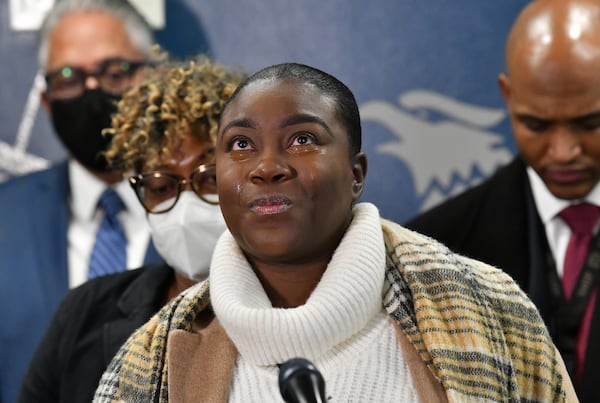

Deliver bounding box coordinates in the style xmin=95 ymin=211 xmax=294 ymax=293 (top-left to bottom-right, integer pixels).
xmin=37 ymin=0 xmax=154 ymax=71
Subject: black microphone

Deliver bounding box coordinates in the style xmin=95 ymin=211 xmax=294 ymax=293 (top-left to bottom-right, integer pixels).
xmin=278 ymin=357 xmax=326 ymax=403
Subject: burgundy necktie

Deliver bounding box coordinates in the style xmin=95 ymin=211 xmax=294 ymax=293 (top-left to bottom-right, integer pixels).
xmin=559 ymin=202 xmax=600 ymax=383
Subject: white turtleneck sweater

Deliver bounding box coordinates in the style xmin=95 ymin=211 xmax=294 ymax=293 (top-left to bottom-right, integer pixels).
xmin=209 ymin=203 xmax=419 ymax=402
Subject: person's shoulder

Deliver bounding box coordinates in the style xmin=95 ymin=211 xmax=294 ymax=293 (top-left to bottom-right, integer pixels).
xmin=0 ymin=161 xmax=68 ymax=198
xmin=58 ymin=264 xmax=169 ymax=313
xmin=405 ymin=157 xmax=525 ymax=227
xmin=384 ymin=218 xmax=526 ymax=292
xmin=0 ymin=162 xmax=69 ymax=226
xmin=48 ymin=265 xmax=169 ymax=328
xmin=402 ymin=178 xmax=490 ymax=236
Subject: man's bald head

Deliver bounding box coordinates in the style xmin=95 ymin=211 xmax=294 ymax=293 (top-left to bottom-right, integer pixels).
xmin=499 ymin=0 xmax=600 ymax=201
xmin=505 ymin=0 xmax=600 ymax=79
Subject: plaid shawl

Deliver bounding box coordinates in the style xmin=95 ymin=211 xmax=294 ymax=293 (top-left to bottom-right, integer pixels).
xmin=94 ymin=219 xmax=567 ymax=402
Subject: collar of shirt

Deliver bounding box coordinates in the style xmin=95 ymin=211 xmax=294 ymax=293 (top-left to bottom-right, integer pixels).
xmin=67 ymin=159 xmax=151 ymax=288
xmin=526 ymin=166 xmax=600 ymax=224
xmin=527 ymin=166 xmax=600 ymax=277
xmin=68 ymin=158 xmax=146 ymax=221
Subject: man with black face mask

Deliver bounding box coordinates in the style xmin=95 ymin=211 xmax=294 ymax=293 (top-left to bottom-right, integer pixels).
xmin=0 ymin=1 xmax=161 ymax=401
xmin=46 ymin=64 xmax=132 ymax=173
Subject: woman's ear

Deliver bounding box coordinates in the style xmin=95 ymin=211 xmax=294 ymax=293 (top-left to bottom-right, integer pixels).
xmin=351 ymin=152 xmax=367 ymax=200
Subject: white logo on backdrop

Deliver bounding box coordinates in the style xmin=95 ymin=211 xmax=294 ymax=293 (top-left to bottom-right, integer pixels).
xmin=361 ymin=90 xmax=513 ymax=211
xmin=0 ymin=71 xmax=49 ymax=182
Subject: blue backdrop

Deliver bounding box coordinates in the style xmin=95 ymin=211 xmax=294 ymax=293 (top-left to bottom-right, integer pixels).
xmin=0 ymin=0 xmax=529 ymax=223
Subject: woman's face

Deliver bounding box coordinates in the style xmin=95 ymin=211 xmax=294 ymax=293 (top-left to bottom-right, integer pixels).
xmin=136 ymin=135 xmax=216 ymax=213
xmin=149 ymin=135 xmax=214 ymax=177
xmin=216 ymin=79 xmax=366 ymax=266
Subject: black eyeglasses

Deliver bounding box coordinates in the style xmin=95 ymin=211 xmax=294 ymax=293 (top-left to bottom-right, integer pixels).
xmin=45 ymin=57 xmax=148 ymax=100
xmin=129 ymin=163 xmax=218 ymax=214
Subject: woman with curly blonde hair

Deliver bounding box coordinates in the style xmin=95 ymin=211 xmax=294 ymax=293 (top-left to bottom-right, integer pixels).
xmin=19 ymin=57 xmax=245 ymax=402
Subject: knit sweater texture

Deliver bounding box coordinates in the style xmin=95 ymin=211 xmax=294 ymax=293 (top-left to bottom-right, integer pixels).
xmin=213 ymin=203 xmax=418 ymax=401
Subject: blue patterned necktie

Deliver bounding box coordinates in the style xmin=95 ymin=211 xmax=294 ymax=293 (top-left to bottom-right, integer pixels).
xmin=88 ymin=189 xmax=127 ymax=279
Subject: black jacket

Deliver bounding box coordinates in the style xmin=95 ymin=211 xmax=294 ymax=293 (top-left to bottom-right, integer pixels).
xmin=406 ymin=156 xmax=600 ymax=402
xmin=18 ymin=263 xmax=173 ymax=403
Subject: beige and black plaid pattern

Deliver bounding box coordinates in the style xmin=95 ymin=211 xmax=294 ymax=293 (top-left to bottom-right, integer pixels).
xmin=381 ymin=219 xmax=566 ymax=402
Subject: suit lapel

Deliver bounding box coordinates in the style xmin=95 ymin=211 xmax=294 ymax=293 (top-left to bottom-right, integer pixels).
xmin=30 ymin=161 xmax=161 ymax=309
xmin=31 ymin=162 xmax=70 ymax=306
xmin=464 ymin=157 xmax=531 ymax=286
xmin=103 ymin=317 xmax=151 ymax=364
xmin=103 ymin=264 xmax=173 ymax=365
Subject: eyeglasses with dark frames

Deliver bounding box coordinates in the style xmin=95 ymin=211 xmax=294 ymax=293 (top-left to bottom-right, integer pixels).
xmin=45 ymin=57 xmax=148 ymax=101
xmin=129 ymin=163 xmax=218 ymax=214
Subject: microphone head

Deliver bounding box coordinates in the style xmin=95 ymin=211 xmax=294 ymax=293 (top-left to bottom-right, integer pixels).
xmin=279 ymin=357 xmax=326 ymax=403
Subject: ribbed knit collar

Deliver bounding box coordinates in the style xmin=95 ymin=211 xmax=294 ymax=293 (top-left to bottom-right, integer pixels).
xmin=209 ymin=202 xmax=385 ymax=366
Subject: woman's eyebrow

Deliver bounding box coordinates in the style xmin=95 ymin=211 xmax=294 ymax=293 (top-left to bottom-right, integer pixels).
xmin=220 ymin=118 xmax=256 ymax=134
xmin=281 ymin=114 xmax=332 ymax=137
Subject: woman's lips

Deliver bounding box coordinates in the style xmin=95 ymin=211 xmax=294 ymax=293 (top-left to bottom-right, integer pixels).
xmin=249 ymin=196 xmax=293 ymax=215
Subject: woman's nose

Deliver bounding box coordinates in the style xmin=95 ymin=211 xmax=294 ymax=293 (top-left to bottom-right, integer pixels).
xmin=249 ymin=153 xmax=292 ymax=184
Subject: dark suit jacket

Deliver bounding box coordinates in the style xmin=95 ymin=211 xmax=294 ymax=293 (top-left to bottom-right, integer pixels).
xmin=405 ymin=156 xmax=600 ymax=402
xmin=18 ymin=263 xmax=173 ymax=403
xmin=0 ymin=162 xmax=161 ymax=403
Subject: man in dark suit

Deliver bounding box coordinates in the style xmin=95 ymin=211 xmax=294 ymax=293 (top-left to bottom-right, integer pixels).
xmin=406 ymin=0 xmax=600 ymax=401
xmin=0 ymin=1 xmax=161 ymax=401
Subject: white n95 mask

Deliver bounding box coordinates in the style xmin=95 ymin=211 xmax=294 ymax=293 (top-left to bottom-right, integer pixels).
xmin=147 ymin=191 xmax=227 ymax=281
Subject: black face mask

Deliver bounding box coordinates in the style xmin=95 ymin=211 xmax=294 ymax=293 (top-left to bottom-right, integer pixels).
xmin=49 ymin=89 xmax=120 ymax=172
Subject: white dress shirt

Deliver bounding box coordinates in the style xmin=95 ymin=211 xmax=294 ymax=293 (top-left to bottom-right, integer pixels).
xmin=527 ymin=166 xmax=600 ymax=278
xmin=67 ymin=159 xmax=151 ymax=288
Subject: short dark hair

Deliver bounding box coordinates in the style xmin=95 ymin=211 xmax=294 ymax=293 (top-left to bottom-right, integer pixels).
xmin=223 ymin=62 xmax=362 ymax=156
